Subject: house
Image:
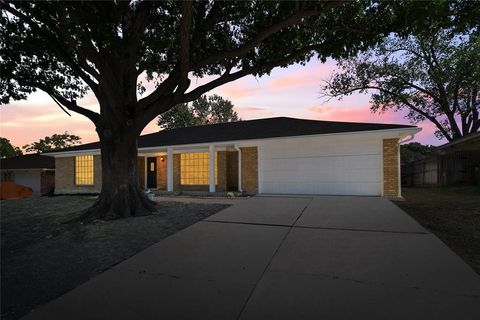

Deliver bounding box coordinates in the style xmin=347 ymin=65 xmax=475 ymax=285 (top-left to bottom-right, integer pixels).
xmin=404 ymin=132 xmax=480 ymax=186
xmin=45 ymin=117 xmax=420 ymax=198
xmin=0 ymin=154 xmax=55 ymax=196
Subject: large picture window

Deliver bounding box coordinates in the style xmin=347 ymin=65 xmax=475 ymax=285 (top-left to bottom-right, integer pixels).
xmin=180 ymin=152 xmax=217 ymax=185
xmin=75 ymin=155 xmax=94 ymax=185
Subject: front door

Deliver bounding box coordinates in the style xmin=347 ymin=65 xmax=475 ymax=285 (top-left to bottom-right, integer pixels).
xmin=147 ymin=157 xmax=157 ymax=189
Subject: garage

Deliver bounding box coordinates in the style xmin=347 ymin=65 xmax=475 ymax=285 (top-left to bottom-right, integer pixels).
xmin=258 ymin=134 xmax=383 ymax=196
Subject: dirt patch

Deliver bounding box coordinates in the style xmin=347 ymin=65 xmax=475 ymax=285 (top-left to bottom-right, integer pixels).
xmin=1 ymin=196 xmax=228 ymax=320
xmin=396 ymin=186 xmax=480 ymax=275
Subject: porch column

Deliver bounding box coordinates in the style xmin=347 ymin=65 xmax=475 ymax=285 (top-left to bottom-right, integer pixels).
xmin=209 ymin=144 xmax=215 ymax=192
xmin=167 ymin=147 xmax=173 ymax=192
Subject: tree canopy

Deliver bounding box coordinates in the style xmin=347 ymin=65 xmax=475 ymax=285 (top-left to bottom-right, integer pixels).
xmin=1 ymin=0 xmax=469 ymax=220
xmin=0 ymin=137 xmax=22 ymax=158
xmin=158 ymin=94 xmax=239 ymax=130
xmin=321 ymin=9 xmax=480 ymax=142
xmin=22 ymin=132 xmax=82 ymax=153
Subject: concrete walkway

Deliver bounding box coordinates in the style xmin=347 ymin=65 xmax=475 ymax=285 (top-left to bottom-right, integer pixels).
xmin=23 ymin=196 xmax=480 ymax=320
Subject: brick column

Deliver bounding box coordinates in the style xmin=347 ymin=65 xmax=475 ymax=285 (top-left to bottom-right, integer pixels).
xmin=383 ymin=138 xmax=400 ymax=198
xmin=240 ymin=147 xmax=258 ymax=194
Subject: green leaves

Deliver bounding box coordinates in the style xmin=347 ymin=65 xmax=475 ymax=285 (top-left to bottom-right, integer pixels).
xmin=322 ymin=23 xmax=480 ymax=142
xmin=157 ymin=94 xmax=239 ymax=130
xmin=22 ymin=132 xmax=82 ymax=153
xmin=0 ymin=137 xmax=23 ymax=158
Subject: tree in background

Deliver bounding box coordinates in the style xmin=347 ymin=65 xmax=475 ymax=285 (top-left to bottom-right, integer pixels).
xmin=1 ymin=1 xmax=468 ymax=220
xmin=400 ymin=142 xmax=437 ymax=164
xmin=0 ymin=137 xmax=22 ymax=158
xmin=322 ymin=25 xmax=480 ymax=142
xmin=158 ymin=94 xmax=239 ymax=130
xmin=22 ymin=132 xmax=81 ymax=153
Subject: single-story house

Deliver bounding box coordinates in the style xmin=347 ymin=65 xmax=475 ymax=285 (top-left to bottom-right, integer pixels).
xmin=403 ymin=132 xmax=480 ymax=186
xmin=46 ymin=117 xmax=420 ymax=198
xmin=0 ymin=154 xmax=55 ymax=195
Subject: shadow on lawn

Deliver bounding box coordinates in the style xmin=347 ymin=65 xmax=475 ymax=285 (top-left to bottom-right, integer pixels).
xmin=1 ymin=196 xmax=228 ymax=320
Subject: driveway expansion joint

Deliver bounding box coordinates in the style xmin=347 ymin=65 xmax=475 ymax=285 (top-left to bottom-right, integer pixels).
xmin=205 ymin=220 xmax=429 ymax=235
xmin=235 ymin=197 xmax=314 ymax=320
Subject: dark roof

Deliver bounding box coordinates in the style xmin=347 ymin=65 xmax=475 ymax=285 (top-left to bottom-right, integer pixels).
xmin=438 ymin=131 xmax=480 ymax=150
xmin=1 ymin=154 xmax=55 ymax=170
xmin=50 ymin=117 xmax=416 ymax=153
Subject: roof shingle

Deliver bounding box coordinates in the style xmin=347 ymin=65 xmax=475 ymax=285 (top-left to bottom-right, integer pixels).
xmin=49 ymin=117 xmax=416 ymax=153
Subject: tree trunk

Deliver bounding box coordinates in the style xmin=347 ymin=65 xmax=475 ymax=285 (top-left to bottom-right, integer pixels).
xmin=79 ymin=129 xmax=156 ymax=222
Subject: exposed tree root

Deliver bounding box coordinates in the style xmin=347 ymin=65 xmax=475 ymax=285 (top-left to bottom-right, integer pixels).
xmin=68 ymin=186 xmax=157 ymax=224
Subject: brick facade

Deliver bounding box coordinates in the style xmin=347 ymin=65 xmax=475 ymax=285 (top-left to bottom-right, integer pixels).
xmin=55 ymin=155 xmax=102 ymax=194
xmin=156 ymin=155 xmax=167 ymax=190
xmin=383 ymin=138 xmax=400 ymax=198
xmin=240 ymin=147 xmax=258 ymax=194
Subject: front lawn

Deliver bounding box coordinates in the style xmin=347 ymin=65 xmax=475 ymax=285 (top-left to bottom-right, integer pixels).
xmin=396 ymin=186 xmax=480 ymax=275
xmin=1 ymin=196 xmax=228 ymax=320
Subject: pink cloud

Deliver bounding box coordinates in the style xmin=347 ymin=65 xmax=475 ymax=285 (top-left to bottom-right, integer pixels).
xmin=235 ymin=106 xmax=275 ymax=119
xmin=269 ymin=63 xmax=337 ymax=90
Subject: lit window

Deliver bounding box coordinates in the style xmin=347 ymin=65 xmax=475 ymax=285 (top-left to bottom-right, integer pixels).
xmin=75 ymin=155 xmax=94 ymax=185
xmin=180 ymin=152 xmax=217 ymax=185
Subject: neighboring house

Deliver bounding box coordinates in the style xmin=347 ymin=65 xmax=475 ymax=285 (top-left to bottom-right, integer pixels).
xmin=403 ymin=132 xmax=480 ymax=186
xmin=0 ymin=154 xmax=55 ymax=195
xmin=46 ymin=117 xmax=420 ymax=198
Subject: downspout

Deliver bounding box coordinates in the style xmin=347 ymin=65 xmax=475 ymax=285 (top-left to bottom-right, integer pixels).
xmin=234 ymin=145 xmax=243 ymax=192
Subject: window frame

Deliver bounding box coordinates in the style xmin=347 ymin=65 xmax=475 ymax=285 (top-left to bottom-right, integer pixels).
xmin=180 ymin=152 xmax=218 ymax=186
xmin=75 ymin=155 xmax=94 ymax=186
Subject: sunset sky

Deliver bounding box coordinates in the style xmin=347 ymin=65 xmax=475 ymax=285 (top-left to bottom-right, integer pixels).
xmin=0 ymin=58 xmax=442 ymax=150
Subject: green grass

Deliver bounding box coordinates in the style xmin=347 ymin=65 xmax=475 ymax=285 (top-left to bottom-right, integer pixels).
xmin=396 ymin=186 xmax=480 ymax=275
xmin=1 ymin=196 xmax=228 ymax=320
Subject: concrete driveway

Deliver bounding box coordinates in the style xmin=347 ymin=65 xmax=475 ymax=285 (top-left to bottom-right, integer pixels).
xmin=23 ymin=196 xmax=480 ymax=320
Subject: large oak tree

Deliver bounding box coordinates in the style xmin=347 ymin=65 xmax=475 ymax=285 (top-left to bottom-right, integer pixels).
xmin=0 ymin=0 xmax=454 ymax=220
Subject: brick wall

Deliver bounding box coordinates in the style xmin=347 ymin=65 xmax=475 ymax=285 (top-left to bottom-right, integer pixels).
xmin=216 ymin=151 xmax=228 ymax=192
xmin=241 ymin=147 xmax=258 ymax=194
xmin=383 ymin=139 xmax=400 ymax=197
xmin=227 ymin=151 xmax=239 ymax=191
xmin=156 ymin=155 xmax=167 ymax=190
xmin=173 ymin=154 xmax=181 ymax=190
xmin=55 ymin=155 xmax=102 ymax=194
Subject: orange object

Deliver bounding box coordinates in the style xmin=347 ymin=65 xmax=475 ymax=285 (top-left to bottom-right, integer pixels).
xmin=0 ymin=181 xmax=33 ymax=200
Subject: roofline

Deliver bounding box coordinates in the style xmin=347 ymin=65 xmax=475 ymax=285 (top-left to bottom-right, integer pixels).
xmin=0 ymin=168 xmax=55 ymax=171
xmin=438 ymin=131 xmax=480 ymax=149
xmin=45 ymin=127 xmax=421 ymax=157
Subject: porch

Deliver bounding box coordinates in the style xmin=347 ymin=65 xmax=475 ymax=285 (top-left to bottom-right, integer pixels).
xmin=138 ymin=144 xmax=257 ymax=194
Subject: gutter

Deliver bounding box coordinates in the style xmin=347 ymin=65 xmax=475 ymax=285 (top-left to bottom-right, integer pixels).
xmin=234 ymin=145 xmax=243 ymax=192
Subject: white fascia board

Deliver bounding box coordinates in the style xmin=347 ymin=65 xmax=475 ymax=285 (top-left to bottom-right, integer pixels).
xmin=0 ymin=168 xmax=53 ymax=172
xmin=46 ymin=127 xmax=421 ymax=157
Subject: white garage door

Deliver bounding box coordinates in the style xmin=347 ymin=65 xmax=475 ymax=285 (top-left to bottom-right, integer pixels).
xmin=258 ymin=135 xmax=382 ymax=196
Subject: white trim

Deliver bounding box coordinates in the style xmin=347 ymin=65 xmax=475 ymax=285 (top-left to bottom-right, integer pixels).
xmin=0 ymin=168 xmax=55 ymax=172
xmin=397 ymin=140 xmax=401 ymax=197
xmin=380 ymin=138 xmax=384 ymax=197
xmin=144 ymin=156 xmax=147 ymax=190
xmin=167 ymin=147 xmax=173 ymax=192
xmin=209 ymin=144 xmax=215 ymax=192
xmin=44 ymin=127 xmax=421 ymax=157
xmin=234 ymin=145 xmax=242 ymax=192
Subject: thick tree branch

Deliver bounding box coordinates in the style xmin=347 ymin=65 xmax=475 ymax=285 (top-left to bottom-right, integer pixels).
xmin=20 ymin=80 xmax=101 ymax=125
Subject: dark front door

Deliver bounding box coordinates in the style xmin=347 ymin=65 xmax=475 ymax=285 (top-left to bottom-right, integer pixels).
xmin=147 ymin=157 xmax=157 ymax=188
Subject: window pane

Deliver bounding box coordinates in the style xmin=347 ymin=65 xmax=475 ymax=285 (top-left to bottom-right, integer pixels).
xmin=180 ymin=152 xmax=218 ymax=185
xmin=75 ymin=155 xmax=94 ymax=185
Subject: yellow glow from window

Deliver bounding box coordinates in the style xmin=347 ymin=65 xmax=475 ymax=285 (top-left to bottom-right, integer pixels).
xmin=75 ymin=155 xmax=94 ymax=185
xmin=180 ymin=152 xmax=218 ymax=185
